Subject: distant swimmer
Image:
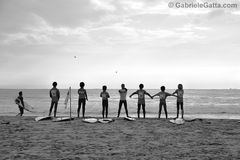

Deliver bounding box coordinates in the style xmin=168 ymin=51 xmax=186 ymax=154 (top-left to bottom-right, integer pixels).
xmin=49 ymin=82 xmax=60 ymax=117
xmin=129 ymin=84 xmax=152 ymax=118
xmin=15 ymin=91 xmax=24 ymax=116
xmin=77 ymin=82 xmax=88 ymax=118
xmin=152 ymin=86 xmax=177 ymax=119
xmin=100 ymin=85 xmax=110 ymax=118
xmin=117 ymin=84 xmax=129 ymax=117
xmin=172 ymin=84 xmax=184 ymax=119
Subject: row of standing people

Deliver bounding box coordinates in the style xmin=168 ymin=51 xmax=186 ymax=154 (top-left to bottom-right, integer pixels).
xmin=17 ymin=82 xmax=184 ymax=119
xmin=98 ymin=83 xmax=184 ymax=119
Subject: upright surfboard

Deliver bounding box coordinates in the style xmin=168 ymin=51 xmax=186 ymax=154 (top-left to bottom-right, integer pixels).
xmin=52 ymin=117 xmax=74 ymax=122
xmin=35 ymin=116 xmax=52 ymax=121
xmin=82 ymin=118 xmax=98 ymax=123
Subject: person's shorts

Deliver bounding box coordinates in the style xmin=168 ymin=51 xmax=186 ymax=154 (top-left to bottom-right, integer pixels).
xmin=79 ymin=98 xmax=86 ymax=103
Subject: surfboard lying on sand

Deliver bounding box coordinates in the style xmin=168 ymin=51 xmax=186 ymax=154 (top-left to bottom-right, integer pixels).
xmin=184 ymin=118 xmax=203 ymax=122
xmin=52 ymin=117 xmax=74 ymax=122
xmin=1 ymin=121 xmax=10 ymax=124
xmin=98 ymin=118 xmax=114 ymax=123
xmin=169 ymin=118 xmax=185 ymax=125
xmin=82 ymin=118 xmax=98 ymax=123
xmin=35 ymin=116 xmax=52 ymax=121
xmin=124 ymin=117 xmax=136 ymax=121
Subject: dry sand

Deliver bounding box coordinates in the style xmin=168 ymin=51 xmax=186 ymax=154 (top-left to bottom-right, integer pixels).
xmin=0 ymin=116 xmax=240 ymax=160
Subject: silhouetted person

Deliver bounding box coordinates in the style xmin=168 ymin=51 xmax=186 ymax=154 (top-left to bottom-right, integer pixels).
xmin=117 ymin=84 xmax=129 ymax=117
xmin=129 ymin=84 xmax=152 ymax=118
xmin=152 ymin=86 xmax=176 ymax=119
xmin=172 ymin=84 xmax=184 ymax=119
xmin=78 ymin=82 xmax=88 ymax=118
xmin=15 ymin=91 xmax=24 ymax=116
xmin=49 ymin=82 xmax=60 ymax=117
xmin=100 ymin=85 xmax=110 ymax=118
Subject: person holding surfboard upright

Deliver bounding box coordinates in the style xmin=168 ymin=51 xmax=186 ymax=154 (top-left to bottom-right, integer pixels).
xmin=78 ymin=82 xmax=88 ymax=118
xmin=152 ymin=86 xmax=176 ymax=119
xmin=172 ymin=84 xmax=184 ymax=119
xmin=100 ymin=85 xmax=110 ymax=118
xmin=49 ymin=82 xmax=60 ymax=117
xmin=117 ymin=84 xmax=129 ymax=117
xmin=15 ymin=91 xmax=24 ymax=116
xmin=129 ymin=84 xmax=152 ymax=118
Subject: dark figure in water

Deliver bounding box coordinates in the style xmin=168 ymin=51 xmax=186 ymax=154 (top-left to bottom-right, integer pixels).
xmin=129 ymin=84 xmax=152 ymax=118
xmin=100 ymin=85 xmax=110 ymax=118
xmin=78 ymin=82 xmax=88 ymax=118
xmin=49 ymin=82 xmax=60 ymax=117
xmin=16 ymin=91 xmax=24 ymax=116
xmin=117 ymin=84 xmax=129 ymax=117
xmin=152 ymin=86 xmax=176 ymax=119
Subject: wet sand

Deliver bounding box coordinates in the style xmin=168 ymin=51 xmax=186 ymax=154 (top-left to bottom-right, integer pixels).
xmin=0 ymin=116 xmax=240 ymax=159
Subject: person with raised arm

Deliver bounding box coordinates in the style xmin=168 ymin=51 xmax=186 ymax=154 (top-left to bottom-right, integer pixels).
xmin=129 ymin=84 xmax=152 ymax=118
xmin=172 ymin=84 xmax=184 ymax=119
xmin=152 ymin=86 xmax=177 ymax=119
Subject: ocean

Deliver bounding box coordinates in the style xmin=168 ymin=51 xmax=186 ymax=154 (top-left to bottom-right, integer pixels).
xmin=1 ymin=89 xmax=240 ymax=119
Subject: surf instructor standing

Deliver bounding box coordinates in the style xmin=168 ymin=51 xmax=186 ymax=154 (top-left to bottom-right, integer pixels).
xmin=49 ymin=82 xmax=60 ymax=117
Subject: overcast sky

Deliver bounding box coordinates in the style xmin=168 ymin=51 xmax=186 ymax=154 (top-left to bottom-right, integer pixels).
xmin=0 ymin=0 xmax=240 ymax=89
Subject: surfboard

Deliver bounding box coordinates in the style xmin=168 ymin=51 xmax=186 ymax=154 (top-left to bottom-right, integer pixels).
xmin=124 ymin=117 xmax=136 ymax=121
xmin=1 ymin=121 xmax=10 ymax=124
xmin=98 ymin=118 xmax=114 ymax=123
xmin=82 ymin=118 xmax=98 ymax=123
xmin=23 ymin=101 xmax=35 ymax=112
xmin=184 ymin=118 xmax=203 ymax=122
xmin=15 ymin=99 xmax=35 ymax=112
xmin=52 ymin=117 xmax=74 ymax=122
xmin=35 ymin=116 xmax=52 ymax=121
xmin=169 ymin=118 xmax=185 ymax=125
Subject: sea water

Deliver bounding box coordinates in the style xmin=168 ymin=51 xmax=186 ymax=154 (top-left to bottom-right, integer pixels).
xmin=0 ymin=89 xmax=240 ymax=119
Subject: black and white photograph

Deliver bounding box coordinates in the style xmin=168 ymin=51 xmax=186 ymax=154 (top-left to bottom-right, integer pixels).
xmin=0 ymin=0 xmax=240 ymax=159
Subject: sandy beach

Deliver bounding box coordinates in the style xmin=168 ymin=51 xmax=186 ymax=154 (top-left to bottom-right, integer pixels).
xmin=0 ymin=116 xmax=240 ymax=160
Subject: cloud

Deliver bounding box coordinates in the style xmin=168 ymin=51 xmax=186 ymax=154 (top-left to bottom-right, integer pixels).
xmin=176 ymin=23 xmax=211 ymax=31
xmin=1 ymin=7 xmax=207 ymax=47
xmin=232 ymin=10 xmax=240 ymax=15
xmin=0 ymin=0 xmax=109 ymax=32
xmin=116 ymin=0 xmax=211 ymax=16
xmin=0 ymin=0 xmax=240 ymax=89
xmin=0 ymin=12 xmax=92 ymax=46
xmin=207 ymin=9 xmax=226 ymax=19
xmin=90 ymin=0 xmax=116 ymax=11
